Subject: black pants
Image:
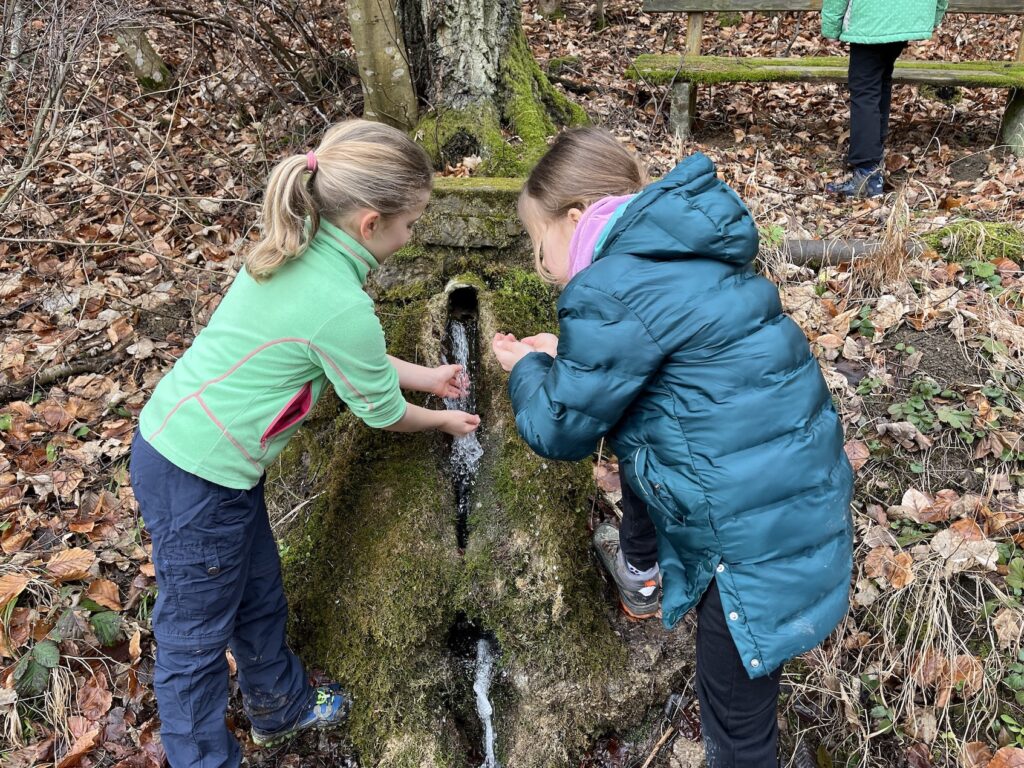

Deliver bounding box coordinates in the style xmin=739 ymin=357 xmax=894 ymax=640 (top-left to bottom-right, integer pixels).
xmin=620 ymin=479 xmax=659 ymax=571
xmin=620 ymin=483 xmax=782 ymax=767
xmin=847 ymin=41 xmax=907 ymax=170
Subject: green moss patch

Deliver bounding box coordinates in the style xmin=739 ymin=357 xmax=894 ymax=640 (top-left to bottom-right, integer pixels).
xmin=923 ymin=220 xmax=1024 ymax=264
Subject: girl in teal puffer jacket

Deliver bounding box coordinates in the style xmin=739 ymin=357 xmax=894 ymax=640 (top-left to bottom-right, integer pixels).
xmin=823 ymin=0 xmax=948 ymax=198
xmin=492 ymin=128 xmax=854 ymax=767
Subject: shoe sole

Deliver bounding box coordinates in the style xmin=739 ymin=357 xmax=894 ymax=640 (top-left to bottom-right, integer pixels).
xmin=252 ymin=718 xmax=345 ymax=749
xmin=619 ymin=598 xmax=661 ymax=621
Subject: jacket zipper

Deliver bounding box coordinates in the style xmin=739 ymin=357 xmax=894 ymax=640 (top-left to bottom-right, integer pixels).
xmin=633 ymin=446 xmax=651 ymax=497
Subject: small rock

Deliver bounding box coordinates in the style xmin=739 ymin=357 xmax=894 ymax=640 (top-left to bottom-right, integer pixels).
xmin=670 ymin=738 xmax=706 ymax=768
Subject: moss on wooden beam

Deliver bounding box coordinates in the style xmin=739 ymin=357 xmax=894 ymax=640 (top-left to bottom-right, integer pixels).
xmin=627 ymin=54 xmax=1024 ymax=88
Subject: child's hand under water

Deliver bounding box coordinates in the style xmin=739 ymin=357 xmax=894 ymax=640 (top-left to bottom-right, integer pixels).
xmin=430 ymin=364 xmax=470 ymax=399
xmin=442 ymin=410 xmax=481 ymax=436
xmin=491 ymin=333 xmax=534 ymax=372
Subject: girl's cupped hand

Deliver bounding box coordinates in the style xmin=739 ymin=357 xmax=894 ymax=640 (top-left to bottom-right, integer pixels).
xmin=491 ymin=332 xmax=534 ymax=373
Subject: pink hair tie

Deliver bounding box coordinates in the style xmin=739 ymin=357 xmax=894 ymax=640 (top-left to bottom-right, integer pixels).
xmin=306 ymin=151 xmax=318 ymax=173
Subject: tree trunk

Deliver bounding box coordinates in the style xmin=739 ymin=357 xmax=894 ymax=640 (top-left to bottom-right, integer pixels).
xmin=347 ymin=0 xmax=418 ymax=131
xmin=396 ymin=0 xmax=587 ymax=174
xmin=536 ymin=0 xmax=562 ymax=17
xmin=0 ymin=0 xmax=26 ymax=119
xmin=115 ymin=26 xmax=172 ymax=93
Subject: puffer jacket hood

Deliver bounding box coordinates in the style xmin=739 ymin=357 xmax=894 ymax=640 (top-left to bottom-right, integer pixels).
xmin=596 ymin=153 xmax=759 ymax=268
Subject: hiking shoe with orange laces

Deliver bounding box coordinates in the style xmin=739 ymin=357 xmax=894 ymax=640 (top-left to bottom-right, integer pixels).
xmin=593 ymin=523 xmax=661 ymax=620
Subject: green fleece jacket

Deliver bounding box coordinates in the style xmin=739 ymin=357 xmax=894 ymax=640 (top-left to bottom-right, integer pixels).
xmin=138 ymin=221 xmax=407 ymax=489
xmin=822 ymin=0 xmax=948 ymax=43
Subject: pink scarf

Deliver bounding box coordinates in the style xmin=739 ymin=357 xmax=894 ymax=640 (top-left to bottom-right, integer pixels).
xmin=567 ymin=195 xmax=636 ymax=280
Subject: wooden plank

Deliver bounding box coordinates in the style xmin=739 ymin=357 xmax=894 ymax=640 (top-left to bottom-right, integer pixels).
xmin=644 ymin=0 xmax=1022 ymax=13
xmin=686 ymin=11 xmax=705 ymax=54
xmin=628 ymin=55 xmax=1024 ymax=88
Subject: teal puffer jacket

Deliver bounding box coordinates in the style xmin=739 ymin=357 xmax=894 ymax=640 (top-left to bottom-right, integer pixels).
xmin=508 ymin=154 xmax=854 ymax=679
xmin=822 ymin=0 xmax=948 ymax=43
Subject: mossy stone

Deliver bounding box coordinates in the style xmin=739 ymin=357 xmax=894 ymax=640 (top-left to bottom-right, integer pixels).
xmin=924 ymin=220 xmax=1024 ymax=263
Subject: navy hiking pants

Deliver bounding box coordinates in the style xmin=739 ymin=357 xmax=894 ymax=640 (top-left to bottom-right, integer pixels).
xmin=130 ymin=432 xmax=312 ymax=768
xmin=620 ymin=483 xmax=782 ymax=767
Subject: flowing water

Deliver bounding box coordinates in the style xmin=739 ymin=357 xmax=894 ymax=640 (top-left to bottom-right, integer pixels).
xmin=443 ymin=318 xmax=484 ymax=549
xmin=442 ymin=302 xmax=500 ymax=767
xmin=473 ymin=637 xmax=500 ymax=768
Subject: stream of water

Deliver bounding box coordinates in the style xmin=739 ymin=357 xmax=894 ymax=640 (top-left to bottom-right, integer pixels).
xmin=443 ymin=318 xmax=484 ymax=549
xmin=473 ymin=637 xmax=500 ymax=768
xmin=443 ymin=311 xmax=500 ymax=767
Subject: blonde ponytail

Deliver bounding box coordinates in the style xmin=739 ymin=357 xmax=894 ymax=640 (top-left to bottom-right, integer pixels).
xmin=246 ymin=119 xmax=433 ymax=281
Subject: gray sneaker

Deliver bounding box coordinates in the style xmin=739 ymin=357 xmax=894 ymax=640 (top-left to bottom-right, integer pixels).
xmin=593 ymin=523 xmax=661 ymax=620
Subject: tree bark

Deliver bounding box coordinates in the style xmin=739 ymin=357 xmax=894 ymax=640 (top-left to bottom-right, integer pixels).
xmin=537 ymin=0 xmax=562 ymax=17
xmin=115 ymin=26 xmax=172 ymax=93
xmin=347 ymin=0 xmax=418 ymax=131
xmin=393 ymin=0 xmax=587 ymax=173
xmin=0 ymin=0 xmax=26 ymax=119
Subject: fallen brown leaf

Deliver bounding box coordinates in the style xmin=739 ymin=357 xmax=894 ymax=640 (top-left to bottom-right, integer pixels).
xmin=0 ymin=572 xmax=30 ymax=610
xmin=46 ymin=548 xmax=96 ymax=583
xmin=988 ymin=747 xmax=1024 ymax=768
xmin=77 ymin=672 xmax=113 ymax=722
xmin=85 ymin=579 xmax=121 ymax=612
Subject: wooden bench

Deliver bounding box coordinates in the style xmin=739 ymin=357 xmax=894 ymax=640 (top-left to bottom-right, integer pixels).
xmin=626 ymin=0 xmax=1024 ymax=154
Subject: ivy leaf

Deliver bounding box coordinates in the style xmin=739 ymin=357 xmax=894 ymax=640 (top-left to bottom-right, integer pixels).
xmin=89 ymin=610 xmax=122 ymax=647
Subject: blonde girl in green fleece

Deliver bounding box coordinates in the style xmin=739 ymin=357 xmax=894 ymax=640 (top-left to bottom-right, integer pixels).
xmin=130 ymin=119 xmax=478 ymax=768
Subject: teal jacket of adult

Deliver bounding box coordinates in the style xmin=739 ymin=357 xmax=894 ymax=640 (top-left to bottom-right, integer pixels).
xmin=508 ymin=154 xmax=855 ymax=679
xmin=822 ymin=0 xmax=948 ymax=44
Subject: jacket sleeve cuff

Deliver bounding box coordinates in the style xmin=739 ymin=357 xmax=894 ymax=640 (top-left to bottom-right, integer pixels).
xmin=508 ymin=352 xmax=554 ymax=415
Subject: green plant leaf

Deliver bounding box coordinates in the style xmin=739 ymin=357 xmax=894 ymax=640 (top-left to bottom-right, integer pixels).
xmin=1005 ymin=674 xmax=1024 ymax=690
xmin=78 ymin=598 xmax=107 ymax=613
xmin=13 ymin=655 xmax=50 ymax=696
xmin=1008 ymin=559 xmax=1024 ymax=592
xmin=31 ymin=640 xmax=60 ymax=669
xmin=936 ymin=407 xmax=974 ymax=430
xmin=982 ymin=337 xmax=1009 ymax=357
xmin=89 ymin=610 xmax=122 ymax=647
xmin=0 ymin=414 xmax=11 ymax=431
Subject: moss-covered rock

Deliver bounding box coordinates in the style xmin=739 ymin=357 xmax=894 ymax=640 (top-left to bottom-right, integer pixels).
xmin=923 ymin=220 xmax=1024 ymax=264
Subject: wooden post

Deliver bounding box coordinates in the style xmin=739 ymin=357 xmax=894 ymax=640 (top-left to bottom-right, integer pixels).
xmin=999 ymin=27 xmax=1024 ymax=155
xmin=671 ymin=11 xmax=704 ymax=140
